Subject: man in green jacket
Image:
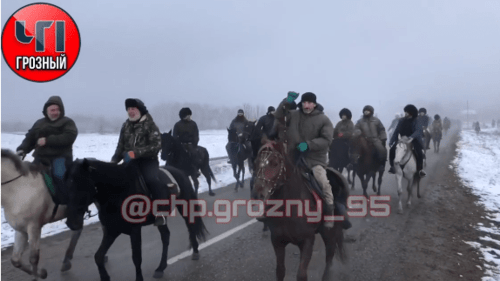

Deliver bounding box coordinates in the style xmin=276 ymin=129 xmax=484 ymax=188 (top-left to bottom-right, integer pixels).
xmin=275 ymin=92 xmax=340 ymax=228
xmin=17 ymin=96 xmax=78 ymax=180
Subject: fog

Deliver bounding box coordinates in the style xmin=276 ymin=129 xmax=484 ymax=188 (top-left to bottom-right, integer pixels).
xmin=2 ymin=0 xmax=500 ymax=132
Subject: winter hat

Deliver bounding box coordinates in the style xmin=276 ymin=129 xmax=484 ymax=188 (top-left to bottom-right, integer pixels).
xmin=339 ymin=108 xmax=352 ymax=120
xmin=238 ymin=109 xmax=244 ymax=114
xmin=179 ymin=107 xmax=192 ymax=119
xmin=300 ymin=92 xmax=316 ymax=104
xmin=419 ymin=107 xmax=427 ymax=114
xmin=362 ymin=105 xmax=374 ymax=114
xmin=267 ymin=106 xmax=276 ymax=114
xmin=404 ymin=104 xmax=418 ymax=118
xmin=434 ymin=114 xmax=440 ymax=120
xmin=125 ymin=98 xmax=148 ymax=116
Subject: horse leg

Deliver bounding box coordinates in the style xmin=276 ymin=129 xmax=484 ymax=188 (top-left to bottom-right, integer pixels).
xmin=95 ymin=229 xmax=119 ymax=281
xmin=153 ymin=225 xmax=170 ymax=278
xmin=27 ymin=224 xmax=47 ymax=280
xmin=416 ymin=176 xmax=422 ymax=199
xmin=297 ymin=237 xmax=315 ymax=281
xmin=396 ymin=172 xmax=404 ymax=214
xmin=406 ymin=176 xmax=414 ymax=208
xmin=188 ymin=223 xmax=201 ymax=260
xmin=61 ymin=229 xmax=83 ymax=272
xmin=360 ymin=174 xmax=369 ymax=198
xmin=240 ymin=162 xmax=245 ymax=188
xmin=377 ymin=170 xmax=384 ymax=196
xmin=130 ymin=227 xmax=144 ymax=281
xmin=233 ymin=164 xmax=239 ymax=191
xmin=192 ymin=176 xmax=200 ymax=195
xmin=200 ymin=165 xmax=215 ymax=196
xmin=371 ymin=172 xmax=377 ymax=193
xmin=320 ymin=229 xmax=335 ymax=281
xmin=271 ymin=236 xmax=287 ymax=281
xmin=11 ymin=231 xmax=37 ymax=277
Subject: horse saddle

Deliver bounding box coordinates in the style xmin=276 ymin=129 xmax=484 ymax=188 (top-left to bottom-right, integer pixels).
xmin=132 ymin=167 xmax=180 ymax=199
xmin=301 ymin=167 xmax=349 ymax=211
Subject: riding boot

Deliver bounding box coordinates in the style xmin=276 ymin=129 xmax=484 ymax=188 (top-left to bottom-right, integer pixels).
xmin=324 ymin=204 xmax=335 ymax=228
xmin=388 ymin=166 xmax=396 ymax=174
xmin=336 ymin=203 xmax=352 ymax=230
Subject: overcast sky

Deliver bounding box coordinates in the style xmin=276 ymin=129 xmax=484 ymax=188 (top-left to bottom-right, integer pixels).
xmin=2 ymin=0 xmax=500 ymax=126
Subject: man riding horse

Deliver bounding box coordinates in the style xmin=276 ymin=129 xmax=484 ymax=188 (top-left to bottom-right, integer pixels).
xmin=16 ymin=96 xmax=78 ymax=186
xmin=388 ymin=104 xmax=427 ymax=177
xmin=111 ymin=98 xmax=170 ymax=226
xmin=274 ymin=91 xmax=350 ymax=229
xmin=353 ymin=105 xmax=388 ymax=164
xmin=226 ymin=109 xmax=252 ymax=163
xmin=418 ymin=107 xmax=432 ymax=150
xmin=332 ymin=108 xmax=355 ymax=169
xmin=173 ymin=107 xmax=200 ymax=176
xmin=251 ymin=106 xmax=276 ymax=160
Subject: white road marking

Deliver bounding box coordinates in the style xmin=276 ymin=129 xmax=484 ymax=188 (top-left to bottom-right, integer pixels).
xmin=167 ymin=218 xmax=258 ymax=265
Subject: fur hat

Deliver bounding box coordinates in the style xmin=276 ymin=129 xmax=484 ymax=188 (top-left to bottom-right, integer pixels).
xmin=404 ymin=104 xmax=418 ymax=118
xmin=434 ymin=114 xmax=440 ymax=120
xmin=362 ymin=105 xmax=374 ymax=114
xmin=300 ymin=92 xmax=316 ymax=104
xmin=238 ymin=109 xmax=244 ymax=114
xmin=125 ymin=98 xmax=148 ymax=116
xmin=267 ymin=106 xmax=275 ymax=114
xmin=419 ymin=107 xmax=427 ymax=114
xmin=179 ymin=107 xmax=192 ymax=119
xmin=339 ymin=108 xmax=352 ymax=120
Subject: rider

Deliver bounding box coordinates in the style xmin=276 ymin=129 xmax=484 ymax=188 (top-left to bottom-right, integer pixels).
xmin=226 ymin=109 xmax=252 ymax=162
xmin=353 ymin=105 xmax=388 ymax=164
xmin=388 ymin=104 xmax=427 ymax=177
xmin=252 ymin=106 xmax=276 ymax=158
xmin=173 ymin=107 xmax=200 ymax=176
xmin=334 ymin=108 xmax=354 ymax=140
xmin=275 ymin=91 xmax=351 ymax=229
xmin=111 ymin=98 xmax=169 ymax=226
xmin=432 ymin=114 xmax=443 ymax=136
xmin=418 ymin=108 xmax=431 ymax=150
xmin=16 ymin=96 xmax=78 ymax=184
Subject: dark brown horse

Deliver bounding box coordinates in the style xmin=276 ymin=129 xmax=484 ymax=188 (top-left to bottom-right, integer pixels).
xmin=349 ymin=134 xmax=385 ymax=197
xmin=252 ymin=140 xmax=347 ymax=281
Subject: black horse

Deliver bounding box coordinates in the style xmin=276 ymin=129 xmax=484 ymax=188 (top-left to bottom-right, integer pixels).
xmin=65 ymin=159 xmax=208 ymax=281
xmin=161 ymin=130 xmax=217 ymax=196
xmin=226 ymin=126 xmax=253 ymax=191
xmin=328 ymin=138 xmax=355 ymax=186
xmin=349 ymin=134 xmax=385 ymax=197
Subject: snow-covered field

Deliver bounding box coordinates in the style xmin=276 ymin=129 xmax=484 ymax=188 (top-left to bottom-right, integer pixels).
xmin=453 ymin=127 xmax=500 ymax=280
xmin=1 ymin=130 xmax=250 ymax=249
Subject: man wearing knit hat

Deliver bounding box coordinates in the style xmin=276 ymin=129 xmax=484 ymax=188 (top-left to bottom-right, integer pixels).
xmin=173 ymin=107 xmax=200 ymax=176
xmin=226 ymin=109 xmax=252 ymax=162
xmin=251 ymin=106 xmax=277 ymax=159
xmin=273 ymin=91 xmax=350 ymax=229
xmin=111 ymin=98 xmax=170 ymax=226
xmin=388 ymin=104 xmax=426 ymax=177
xmin=354 ymin=105 xmax=388 ymax=164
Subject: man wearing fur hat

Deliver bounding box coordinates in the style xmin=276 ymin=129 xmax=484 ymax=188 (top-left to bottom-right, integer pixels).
xmin=353 ymin=105 xmax=388 ymax=164
xmin=173 ymin=107 xmax=200 ymax=175
xmin=334 ymin=108 xmax=354 ymax=140
xmin=274 ymin=91 xmax=350 ymax=229
xmin=111 ymin=98 xmax=169 ymax=226
xmin=17 ymin=96 xmax=78 ymax=182
xmin=388 ymin=104 xmax=426 ymax=177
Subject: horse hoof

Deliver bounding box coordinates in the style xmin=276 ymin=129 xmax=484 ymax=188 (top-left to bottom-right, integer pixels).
xmin=39 ymin=268 xmax=48 ymax=279
xmin=153 ymin=271 xmax=164 ymax=279
xmin=192 ymin=252 xmax=200 ymax=260
xmin=209 ymin=191 xmax=216 ymax=196
xmin=60 ymin=261 xmax=72 ymax=272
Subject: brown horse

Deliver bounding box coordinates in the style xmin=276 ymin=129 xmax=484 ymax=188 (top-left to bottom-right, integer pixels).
xmin=252 ymin=140 xmax=347 ymax=281
xmin=349 ymin=134 xmax=385 ymax=197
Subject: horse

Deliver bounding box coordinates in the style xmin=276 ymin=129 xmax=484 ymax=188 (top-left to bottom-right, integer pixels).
xmin=252 ymin=140 xmax=347 ymax=281
xmin=226 ymin=126 xmax=253 ymax=190
xmin=161 ymin=130 xmax=216 ymax=196
xmin=1 ymin=149 xmax=83 ymax=280
xmin=443 ymin=119 xmax=451 ymax=136
xmin=431 ymin=125 xmax=442 ymax=153
xmin=348 ymin=134 xmax=385 ymax=197
xmin=328 ymin=138 xmax=355 ymax=186
xmin=393 ymin=136 xmax=421 ymax=214
xmin=64 ymin=158 xmax=208 ymax=281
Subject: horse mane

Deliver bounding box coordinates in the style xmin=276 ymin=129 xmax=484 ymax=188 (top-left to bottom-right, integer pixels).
xmin=1 ymin=149 xmax=45 ymax=176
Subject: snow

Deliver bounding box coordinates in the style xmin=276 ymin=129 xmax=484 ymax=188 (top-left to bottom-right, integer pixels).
xmin=1 ymin=130 xmax=250 ymax=249
xmin=454 ymin=127 xmax=500 ymax=280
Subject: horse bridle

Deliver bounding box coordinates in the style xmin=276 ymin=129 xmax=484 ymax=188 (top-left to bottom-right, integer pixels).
xmin=397 ymin=141 xmax=412 ymax=167
xmin=1 ymin=174 xmax=23 ymax=185
xmin=256 ymin=148 xmax=287 ymax=200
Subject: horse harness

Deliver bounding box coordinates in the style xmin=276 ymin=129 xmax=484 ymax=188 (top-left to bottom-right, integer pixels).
xmin=256 ymin=145 xmax=287 ymax=200
xmin=1 ymin=174 xmax=23 ymax=185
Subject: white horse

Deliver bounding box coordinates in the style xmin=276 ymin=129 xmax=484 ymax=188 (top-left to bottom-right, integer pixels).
xmin=393 ymin=136 xmax=422 ymax=214
xmin=1 ymin=149 xmax=83 ymax=280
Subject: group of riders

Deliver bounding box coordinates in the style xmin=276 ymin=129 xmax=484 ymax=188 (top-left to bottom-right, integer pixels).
xmin=14 ymin=93 xmax=451 ymax=229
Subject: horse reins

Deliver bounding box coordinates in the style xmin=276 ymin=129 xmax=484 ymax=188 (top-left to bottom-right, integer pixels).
xmin=1 ymin=174 xmax=23 ymax=185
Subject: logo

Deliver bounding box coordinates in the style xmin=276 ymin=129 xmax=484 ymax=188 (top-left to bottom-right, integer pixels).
xmin=1 ymin=3 xmax=81 ymax=82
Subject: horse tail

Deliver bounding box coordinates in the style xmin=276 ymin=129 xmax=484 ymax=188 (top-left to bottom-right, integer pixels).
xmin=162 ymin=166 xmax=209 ymax=243
xmin=333 ymin=224 xmax=347 ymax=263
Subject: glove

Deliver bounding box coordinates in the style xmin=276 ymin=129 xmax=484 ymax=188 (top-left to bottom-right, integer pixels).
xmin=286 ymin=91 xmax=299 ymax=103
xmin=123 ymin=151 xmax=135 ymax=163
xmin=297 ymin=142 xmax=308 ymax=152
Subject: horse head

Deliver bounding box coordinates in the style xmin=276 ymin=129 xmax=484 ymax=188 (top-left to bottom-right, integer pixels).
xmin=394 ymin=135 xmax=413 ymax=165
xmin=227 ymin=127 xmax=239 ymax=143
xmin=348 ymin=130 xmax=367 ymax=164
xmin=252 ymin=140 xmax=288 ymax=200
xmin=65 ymin=158 xmax=98 ymax=231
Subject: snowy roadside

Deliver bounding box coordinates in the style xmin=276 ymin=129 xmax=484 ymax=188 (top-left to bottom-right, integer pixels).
xmin=453 ymin=127 xmax=500 ymax=280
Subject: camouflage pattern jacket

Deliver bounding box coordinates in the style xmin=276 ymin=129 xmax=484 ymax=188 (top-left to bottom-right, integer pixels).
xmin=111 ymin=114 xmax=161 ymax=162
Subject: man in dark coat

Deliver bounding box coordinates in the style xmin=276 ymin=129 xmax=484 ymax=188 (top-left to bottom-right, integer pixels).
xmin=251 ymin=106 xmax=276 ymax=159
xmin=274 ymin=92 xmax=351 ymax=229
xmin=111 ymin=98 xmax=170 ymax=226
xmin=226 ymin=109 xmax=252 ymax=160
xmin=353 ymin=105 xmax=388 ymax=163
xmin=333 ymin=108 xmax=354 ymax=140
xmin=418 ymin=108 xmax=431 ymax=150
xmin=388 ymin=104 xmax=427 ymax=177
xmin=17 ymin=96 xmax=78 ymax=181
xmin=173 ymin=107 xmax=200 ymax=174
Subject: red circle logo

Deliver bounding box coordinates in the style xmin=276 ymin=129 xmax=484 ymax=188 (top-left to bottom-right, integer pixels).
xmin=1 ymin=3 xmax=81 ymax=83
